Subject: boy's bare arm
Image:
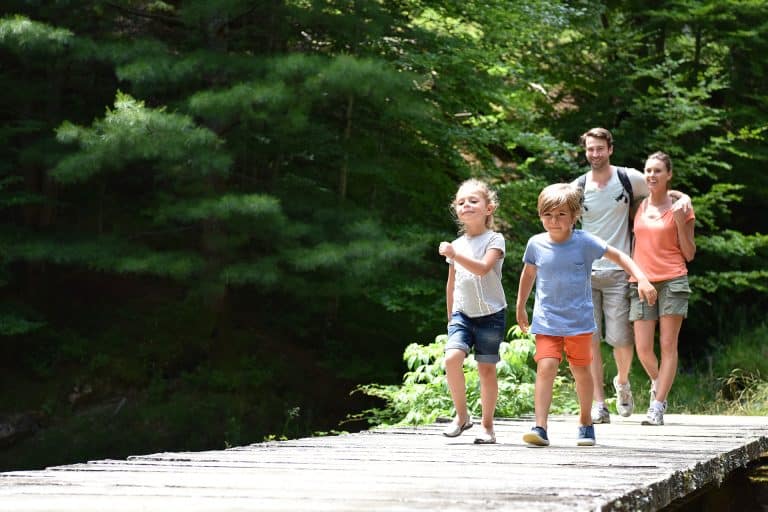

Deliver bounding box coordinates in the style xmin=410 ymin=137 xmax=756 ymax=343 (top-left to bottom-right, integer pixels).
xmin=604 ymin=246 xmax=657 ymax=306
xmin=515 ymin=264 xmax=537 ymax=333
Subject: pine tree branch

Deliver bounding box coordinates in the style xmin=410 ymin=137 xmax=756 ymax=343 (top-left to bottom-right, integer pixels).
xmin=103 ymin=1 xmax=188 ymax=29
xmin=125 ymin=225 xmax=197 ymax=240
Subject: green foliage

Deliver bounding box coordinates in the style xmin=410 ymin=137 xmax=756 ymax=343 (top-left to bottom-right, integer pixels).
xmin=152 ymin=194 xmax=285 ymax=224
xmin=0 ymin=313 xmax=45 ymax=335
xmin=53 ymin=92 xmax=230 ymax=183
xmin=0 ymin=15 xmax=72 ymax=55
xmin=352 ymin=326 xmax=579 ymax=427
xmin=2 ymin=231 xmax=204 ymax=279
xmin=670 ymin=322 xmax=768 ymax=416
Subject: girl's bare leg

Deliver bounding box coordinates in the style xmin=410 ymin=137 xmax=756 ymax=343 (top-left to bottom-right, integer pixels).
xmin=477 ymin=362 xmax=498 ymax=431
xmin=444 ymin=349 xmax=470 ymax=423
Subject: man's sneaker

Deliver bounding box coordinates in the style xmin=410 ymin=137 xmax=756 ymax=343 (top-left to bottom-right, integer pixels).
xmin=577 ymin=425 xmax=596 ymax=446
xmin=591 ymin=403 xmax=611 ymax=424
xmin=522 ymin=426 xmax=550 ymax=446
xmin=642 ymin=403 xmax=666 ymax=426
xmin=613 ymin=376 xmax=634 ymax=417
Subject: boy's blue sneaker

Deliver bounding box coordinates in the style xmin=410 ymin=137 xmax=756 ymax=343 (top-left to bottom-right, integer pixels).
xmin=577 ymin=424 xmax=596 ymax=446
xmin=522 ymin=426 xmax=550 ymax=446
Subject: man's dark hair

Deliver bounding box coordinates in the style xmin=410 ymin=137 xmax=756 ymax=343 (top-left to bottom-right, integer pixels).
xmin=580 ymin=127 xmax=613 ymax=148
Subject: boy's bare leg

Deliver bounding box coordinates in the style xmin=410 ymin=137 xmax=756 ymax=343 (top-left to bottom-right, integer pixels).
xmin=571 ymin=364 xmax=594 ymax=425
xmin=534 ymin=358 xmax=559 ymax=429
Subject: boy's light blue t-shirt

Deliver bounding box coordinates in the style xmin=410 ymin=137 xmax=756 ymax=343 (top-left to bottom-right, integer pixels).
xmin=522 ymin=229 xmax=607 ymax=336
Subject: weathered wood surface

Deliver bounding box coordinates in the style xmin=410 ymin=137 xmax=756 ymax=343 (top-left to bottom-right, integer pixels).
xmin=1 ymin=414 xmax=766 ymax=511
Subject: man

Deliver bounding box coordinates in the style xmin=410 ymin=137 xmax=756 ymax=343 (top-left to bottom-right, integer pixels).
xmin=573 ymin=127 xmax=690 ymax=424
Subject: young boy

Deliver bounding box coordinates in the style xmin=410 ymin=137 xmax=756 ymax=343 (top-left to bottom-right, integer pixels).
xmin=516 ymin=183 xmax=655 ymax=446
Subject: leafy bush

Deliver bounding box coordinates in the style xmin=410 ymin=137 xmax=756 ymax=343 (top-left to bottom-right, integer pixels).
xmin=625 ymin=321 xmax=768 ymax=416
xmin=352 ymin=325 xmax=580 ymax=427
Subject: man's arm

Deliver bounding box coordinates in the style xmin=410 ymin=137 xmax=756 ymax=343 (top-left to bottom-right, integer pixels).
xmin=668 ymin=189 xmax=692 ymax=214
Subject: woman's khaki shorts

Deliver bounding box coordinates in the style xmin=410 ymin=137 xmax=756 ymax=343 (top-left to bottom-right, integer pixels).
xmin=629 ymin=275 xmax=691 ymax=321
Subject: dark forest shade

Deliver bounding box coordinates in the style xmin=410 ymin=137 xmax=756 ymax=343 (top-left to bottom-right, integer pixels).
xmin=0 ymin=0 xmax=767 ymax=469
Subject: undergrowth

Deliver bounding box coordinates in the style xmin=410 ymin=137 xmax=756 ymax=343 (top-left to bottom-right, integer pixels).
xmin=353 ymin=322 xmax=768 ymax=427
xmin=351 ymin=326 xmax=579 ymax=427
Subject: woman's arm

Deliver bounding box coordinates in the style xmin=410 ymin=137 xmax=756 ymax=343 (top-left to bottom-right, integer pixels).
xmin=674 ymin=211 xmax=696 ymax=261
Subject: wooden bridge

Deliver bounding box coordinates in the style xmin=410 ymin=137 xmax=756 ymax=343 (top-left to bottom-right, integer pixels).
xmin=1 ymin=414 xmax=766 ymax=511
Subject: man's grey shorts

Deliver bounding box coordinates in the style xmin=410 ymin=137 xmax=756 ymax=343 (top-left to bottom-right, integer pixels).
xmin=591 ymin=269 xmax=634 ymax=347
xmin=629 ymin=275 xmax=691 ymax=321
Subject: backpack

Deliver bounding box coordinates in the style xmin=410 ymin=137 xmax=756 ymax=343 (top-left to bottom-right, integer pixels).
xmin=576 ymin=166 xmax=639 ymax=245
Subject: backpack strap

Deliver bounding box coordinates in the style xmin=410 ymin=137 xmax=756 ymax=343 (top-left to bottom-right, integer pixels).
xmin=616 ymin=166 xmax=643 ymax=222
xmin=615 ymin=166 xmax=634 ymax=206
xmin=576 ymin=173 xmax=588 ymax=211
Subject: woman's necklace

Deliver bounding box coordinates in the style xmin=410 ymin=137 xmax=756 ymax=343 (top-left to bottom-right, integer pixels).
xmin=644 ymin=196 xmax=672 ymax=220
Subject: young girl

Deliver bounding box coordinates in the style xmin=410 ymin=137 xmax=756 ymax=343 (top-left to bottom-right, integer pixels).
xmin=438 ymin=179 xmax=506 ymax=444
xmin=630 ymin=152 xmax=696 ymax=426
xmin=517 ymin=183 xmax=655 ymax=447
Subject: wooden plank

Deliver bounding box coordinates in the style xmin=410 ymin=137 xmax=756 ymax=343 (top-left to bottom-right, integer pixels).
xmin=0 ymin=414 xmax=766 ymax=511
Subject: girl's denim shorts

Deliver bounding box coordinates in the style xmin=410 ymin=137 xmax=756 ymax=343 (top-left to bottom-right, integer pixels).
xmin=445 ymin=309 xmax=506 ymax=364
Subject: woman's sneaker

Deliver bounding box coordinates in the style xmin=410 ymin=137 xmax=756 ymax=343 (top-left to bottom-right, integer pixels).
xmin=474 ymin=429 xmax=496 ymax=444
xmin=522 ymin=426 xmax=549 ymax=446
xmin=442 ymin=418 xmax=473 ymax=437
xmin=577 ymin=425 xmax=596 ymax=446
xmin=613 ymin=376 xmax=634 ymax=417
xmin=591 ymin=403 xmax=611 ymax=424
xmin=642 ymin=401 xmax=666 ymax=426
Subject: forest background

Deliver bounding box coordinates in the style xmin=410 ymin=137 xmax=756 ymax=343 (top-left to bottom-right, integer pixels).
xmin=1 ymin=0 xmax=767 ymax=471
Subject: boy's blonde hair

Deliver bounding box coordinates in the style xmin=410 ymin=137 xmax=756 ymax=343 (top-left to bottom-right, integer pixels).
xmin=537 ymin=183 xmax=582 ymax=220
xmin=452 ymin=178 xmax=499 ymax=232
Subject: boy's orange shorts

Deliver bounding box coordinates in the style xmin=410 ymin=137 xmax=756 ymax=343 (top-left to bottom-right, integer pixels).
xmin=534 ymin=333 xmax=593 ymax=367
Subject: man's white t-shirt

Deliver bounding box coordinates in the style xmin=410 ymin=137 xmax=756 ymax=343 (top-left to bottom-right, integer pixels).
xmin=572 ymin=166 xmax=647 ymax=270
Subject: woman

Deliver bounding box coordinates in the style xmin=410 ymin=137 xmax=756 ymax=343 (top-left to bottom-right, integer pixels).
xmin=629 ymin=152 xmax=696 ymax=426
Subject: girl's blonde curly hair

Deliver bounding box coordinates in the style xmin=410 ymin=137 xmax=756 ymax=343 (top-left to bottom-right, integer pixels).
xmin=451 ymin=179 xmax=499 ymax=233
